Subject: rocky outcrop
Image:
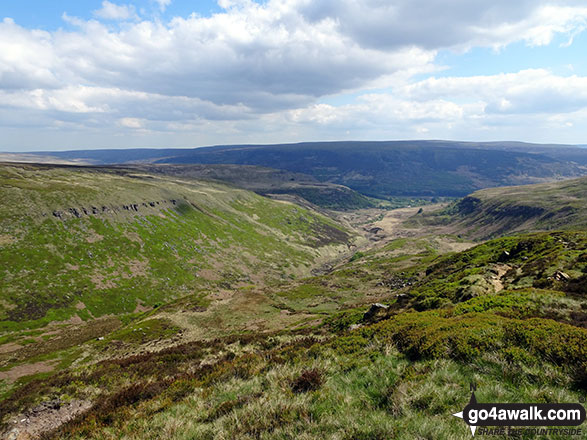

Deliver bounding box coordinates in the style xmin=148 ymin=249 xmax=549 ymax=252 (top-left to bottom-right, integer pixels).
xmin=47 ymin=200 xmax=180 ymax=221
xmin=376 ymin=274 xmax=416 ymax=289
xmin=362 ymin=303 xmax=390 ymax=323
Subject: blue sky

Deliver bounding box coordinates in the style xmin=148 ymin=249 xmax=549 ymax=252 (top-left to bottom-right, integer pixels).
xmin=2 ymin=0 xmax=587 ymax=151
xmin=437 ymin=35 xmax=587 ymax=78
xmin=1 ymin=1 xmax=223 ymax=29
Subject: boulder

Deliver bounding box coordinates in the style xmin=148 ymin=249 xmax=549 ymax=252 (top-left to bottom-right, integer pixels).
xmin=363 ymin=303 xmax=390 ymax=323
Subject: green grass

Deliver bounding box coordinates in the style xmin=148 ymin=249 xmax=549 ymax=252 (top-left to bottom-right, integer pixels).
xmin=3 ymin=230 xmax=584 ymax=438
xmin=428 ymin=176 xmax=587 ymax=239
xmin=1 ymin=163 xmax=586 ymax=439
xmin=25 ymin=311 xmax=586 ymax=439
xmin=104 ymin=319 xmax=180 ymax=345
xmin=0 ymin=163 xmax=351 ymax=332
xmin=407 ymin=230 xmax=587 ymax=309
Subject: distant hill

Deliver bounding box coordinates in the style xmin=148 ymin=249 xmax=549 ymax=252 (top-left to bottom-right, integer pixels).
xmin=123 ymin=164 xmax=376 ymax=210
xmin=19 ymin=140 xmax=587 ymax=198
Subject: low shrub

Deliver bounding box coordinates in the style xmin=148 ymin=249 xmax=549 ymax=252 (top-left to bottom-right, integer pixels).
xmin=290 ymin=368 xmax=324 ymax=393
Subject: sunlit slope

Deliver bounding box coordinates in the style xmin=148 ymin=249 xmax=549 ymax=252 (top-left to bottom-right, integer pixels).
xmin=11 ymin=232 xmax=587 ymax=440
xmin=405 ymin=230 xmax=587 ymax=311
xmin=418 ymin=176 xmax=587 ymax=239
xmin=127 ymin=164 xmax=377 ymax=210
xmin=0 ymin=163 xmax=351 ymax=331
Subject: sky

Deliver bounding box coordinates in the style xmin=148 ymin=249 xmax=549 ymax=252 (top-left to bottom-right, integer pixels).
xmin=2 ymin=1 xmax=587 ymax=151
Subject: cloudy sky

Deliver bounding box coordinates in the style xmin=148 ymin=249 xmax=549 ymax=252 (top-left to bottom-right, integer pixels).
xmin=1 ymin=0 xmax=587 ymax=151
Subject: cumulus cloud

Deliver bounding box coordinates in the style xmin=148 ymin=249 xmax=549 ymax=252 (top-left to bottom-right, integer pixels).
xmin=0 ymin=18 xmax=58 ymax=90
xmin=1 ymin=4 xmax=437 ymax=109
xmin=268 ymin=67 xmax=587 ymax=143
xmin=93 ymin=1 xmax=137 ymax=21
xmin=118 ymin=117 xmax=144 ymax=128
xmin=298 ymin=0 xmax=587 ymax=50
xmin=1 ymin=0 xmax=587 ymax=148
xmin=402 ymin=69 xmax=587 ymax=115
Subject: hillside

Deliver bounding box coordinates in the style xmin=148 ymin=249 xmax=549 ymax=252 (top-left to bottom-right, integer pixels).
xmin=0 ymin=162 xmax=353 ymax=334
xmin=431 ymin=176 xmax=587 ymax=239
xmin=3 ymin=228 xmax=586 ymax=439
xmin=1 ymin=166 xmax=586 ymax=439
xmin=124 ymin=164 xmax=377 ymax=210
xmin=15 ymin=140 xmax=587 ymax=198
xmin=160 ymin=142 xmax=583 ymax=198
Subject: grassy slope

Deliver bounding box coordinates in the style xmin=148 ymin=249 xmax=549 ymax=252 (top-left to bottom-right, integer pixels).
xmin=1 ymin=167 xmax=587 ymax=439
xmin=3 ymin=231 xmax=585 ymax=439
xmin=126 ymin=164 xmax=377 ymax=210
xmin=0 ymin=163 xmax=352 ymax=333
xmin=443 ymin=176 xmax=587 ymax=239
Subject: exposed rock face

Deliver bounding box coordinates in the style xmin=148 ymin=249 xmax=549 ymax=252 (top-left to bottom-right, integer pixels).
xmin=46 ymin=200 xmax=179 ymax=221
xmin=362 ymin=303 xmax=390 ymax=323
xmin=394 ymin=293 xmax=410 ymax=307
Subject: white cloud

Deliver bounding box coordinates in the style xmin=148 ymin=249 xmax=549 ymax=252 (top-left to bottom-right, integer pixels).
xmin=155 ymin=0 xmax=172 ymax=12
xmin=2 ymin=1 xmax=587 ymax=149
xmin=0 ymin=5 xmax=437 ymax=111
xmin=93 ymin=1 xmax=137 ymax=21
xmin=0 ymin=18 xmax=58 ymax=90
xmin=298 ymin=0 xmax=587 ymax=51
xmin=118 ymin=117 xmax=144 ymax=128
xmin=402 ymin=69 xmax=587 ymax=115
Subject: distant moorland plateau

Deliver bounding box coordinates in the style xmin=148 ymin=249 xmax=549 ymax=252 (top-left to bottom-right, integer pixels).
xmin=3 ymin=140 xmax=586 ymax=200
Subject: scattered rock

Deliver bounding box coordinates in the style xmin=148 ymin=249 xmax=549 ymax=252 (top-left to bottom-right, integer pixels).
xmin=554 ymin=270 xmax=570 ymax=281
xmin=376 ymin=275 xmax=416 ymax=289
xmin=394 ymin=293 xmax=410 ymax=307
xmin=498 ymin=250 xmax=511 ymax=262
xmin=29 ymin=399 xmax=61 ymax=414
xmin=363 ymin=303 xmax=390 ymax=323
xmin=4 ymin=399 xmax=91 ymax=440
